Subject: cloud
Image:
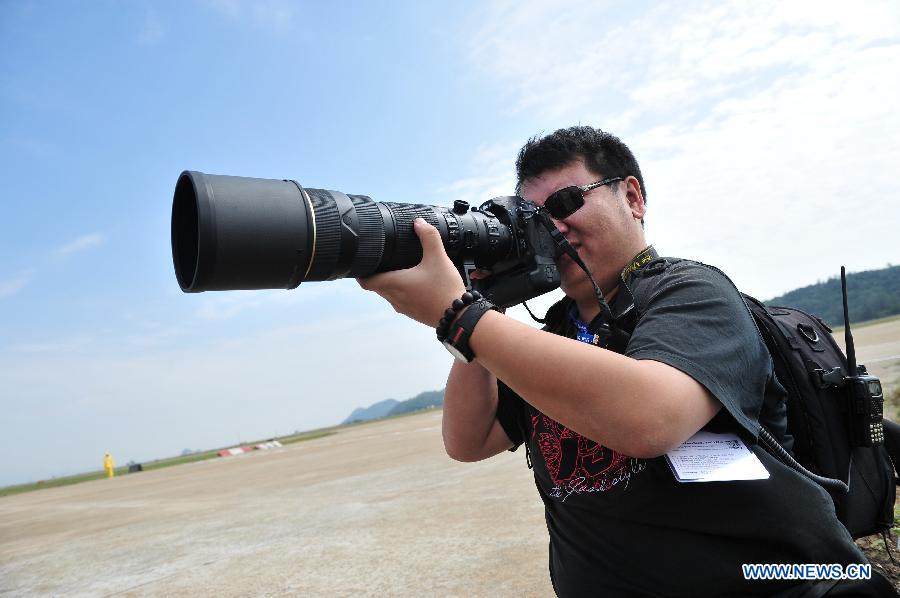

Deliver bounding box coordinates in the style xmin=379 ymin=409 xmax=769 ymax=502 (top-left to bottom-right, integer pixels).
xmin=204 ymin=0 xmax=297 ymax=31
xmin=433 ymin=141 xmax=520 ymax=208
xmin=205 ymin=0 xmax=241 ymax=18
xmin=11 ymin=335 xmax=94 ymax=354
xmin=5 ymin=136 xmax=56 ymax=157
xmin=0 ymin=270 xmax=34 ymax=298
xmin=1 ymin=233 xmax=104 ymax=300
xmin=9 ymin=327 xmax=179 ymax=354
xmin=193 ymin=278 xmax=358 ymax=320
xmin=121 ymin=319 xmax=182 ymax=349
xmin=137 ymin=7 xmax=165 ymax=46
xmin=469 ymin=1 xmax=900 ymax=124
xmin=54 ymin=233 xmax=105 ymax=257
xmin=459 ymin=0 xmax=900 ymax=299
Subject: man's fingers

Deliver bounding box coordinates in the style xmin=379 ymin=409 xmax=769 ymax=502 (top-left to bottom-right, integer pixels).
xmin=413 ymin=218 xmax=444 ymax=262
xmin=357 ymin=271 xmax=395 ymax=292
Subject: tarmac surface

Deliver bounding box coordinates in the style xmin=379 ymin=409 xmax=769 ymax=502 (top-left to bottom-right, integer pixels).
xmin=842 ymin=318 xmax=900 ymax=389
xmin=3 ymin=318 xmax=898 ymax=597
xmin=834 ymin=317 xmax=900 ymax=417
xmin=0 ymin=411 xmax=552 ymax=597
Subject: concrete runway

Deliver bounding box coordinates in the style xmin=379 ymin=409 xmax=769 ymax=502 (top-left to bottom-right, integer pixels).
xmin=834 ymin=317 xmax=900 ymax=417
xmin=3 ymin=318 xmax=898 ymax=597
xmin=844 ymin=318 xmax=900 ymax=385
xmin=0 ymin=411 xmax=552 ymax=597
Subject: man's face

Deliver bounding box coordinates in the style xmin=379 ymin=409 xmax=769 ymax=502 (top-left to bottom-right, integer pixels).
xmin=520 ymin=159 xmax=646 ymax=302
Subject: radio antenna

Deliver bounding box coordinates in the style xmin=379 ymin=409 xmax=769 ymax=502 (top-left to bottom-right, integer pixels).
xmin=841 ymin=266 xmax=858 ymax=376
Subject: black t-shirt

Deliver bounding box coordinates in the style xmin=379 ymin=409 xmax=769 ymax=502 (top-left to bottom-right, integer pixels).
xmin=496 ymin=254 xmax=871 ymax=597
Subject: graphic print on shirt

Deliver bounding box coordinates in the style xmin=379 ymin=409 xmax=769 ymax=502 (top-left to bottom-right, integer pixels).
xmin=532 ymin=414 xmax=645 ymax=501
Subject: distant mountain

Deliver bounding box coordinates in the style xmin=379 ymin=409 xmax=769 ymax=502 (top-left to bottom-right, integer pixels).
xmin=385 ymin=390 xmax=444 ymax=416
xmin=343 ymin=390 xmax=445 ymax=424
xmin=342 ymin=398 xmax=399 ymax=424
xmin=765 ymin=265 xmax=900 ymax=327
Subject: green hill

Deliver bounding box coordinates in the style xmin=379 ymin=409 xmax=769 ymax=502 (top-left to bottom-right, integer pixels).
xmin=765 ymin=265 xmax=900 ymax=327
xmin=386 ymin=390 xmax=444 ymax=416
xmin=342 ymin=399 xmax=399 ymax=424
xmin=345 ymin=389 xmax=444 ymax=423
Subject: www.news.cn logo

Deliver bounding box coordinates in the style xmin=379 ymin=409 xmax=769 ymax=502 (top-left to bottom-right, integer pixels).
xmin=742 ymin=563 xmax=872 ymax=581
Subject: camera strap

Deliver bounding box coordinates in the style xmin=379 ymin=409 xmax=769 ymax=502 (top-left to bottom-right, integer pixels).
xmin=586 ymin=246 xmax=657 ymax=352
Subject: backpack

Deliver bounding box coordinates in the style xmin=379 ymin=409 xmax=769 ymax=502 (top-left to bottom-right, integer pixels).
xmin=742 ymin=294 xmax=897 ymax=539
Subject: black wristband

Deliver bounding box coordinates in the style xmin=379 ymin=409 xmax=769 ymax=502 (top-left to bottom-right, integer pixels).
xmin=442 ymin=298 xmax=498 ymax=363
xmin=436 ymin=290 xmax=482 ymax=342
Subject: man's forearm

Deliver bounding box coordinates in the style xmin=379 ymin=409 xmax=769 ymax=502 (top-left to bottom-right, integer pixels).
xmin=442 ymin=359 xmax=511 ymax=461
xmin=468 ymin=311 xmax=720 ymax=458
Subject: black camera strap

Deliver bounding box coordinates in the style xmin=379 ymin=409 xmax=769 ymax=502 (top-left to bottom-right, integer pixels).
xmin=587 ymin=246 xmax=657 ymax=352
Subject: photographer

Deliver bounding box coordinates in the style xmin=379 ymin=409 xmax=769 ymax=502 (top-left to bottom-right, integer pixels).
xmin=358 ymin=127 xmax=894 ymax=596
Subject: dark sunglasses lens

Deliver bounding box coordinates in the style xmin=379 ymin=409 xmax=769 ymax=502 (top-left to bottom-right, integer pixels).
xmin=545 ymin=187 xmax=583 ymax=219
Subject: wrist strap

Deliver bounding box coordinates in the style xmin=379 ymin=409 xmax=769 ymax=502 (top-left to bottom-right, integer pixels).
xmin=442 ymin=298 xmax=498 ymax=362
xmin=436 ymin=291 xmax=482 ymax=342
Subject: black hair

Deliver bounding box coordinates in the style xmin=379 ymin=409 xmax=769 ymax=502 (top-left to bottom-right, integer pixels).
xmin=515 ymin=126 xmax=646 ymax=208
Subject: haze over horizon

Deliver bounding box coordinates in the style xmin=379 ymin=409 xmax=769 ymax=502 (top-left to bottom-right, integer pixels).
xmin=2 ymin=0 xmax=899 ymax=486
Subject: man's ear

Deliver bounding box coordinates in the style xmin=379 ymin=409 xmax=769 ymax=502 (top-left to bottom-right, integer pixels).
xmin=624 ymin=176 xmax=646 ymax=221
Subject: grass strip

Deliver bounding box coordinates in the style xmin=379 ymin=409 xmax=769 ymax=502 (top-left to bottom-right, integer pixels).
xmin=0 ymin=429 xmax=338 ymax=498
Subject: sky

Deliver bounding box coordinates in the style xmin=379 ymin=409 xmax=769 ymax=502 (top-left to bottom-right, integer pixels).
xmin=1 ymin=0 xmax=898 ymax=487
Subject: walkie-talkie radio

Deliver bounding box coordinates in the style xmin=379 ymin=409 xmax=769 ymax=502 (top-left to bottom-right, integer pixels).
xmin=812 ymin=266 xmax=885 ymax=447
xmin=846 ymin=367 xmax=884 ymax=447
xmin=839 ymin=266 xmax=885 ymax=447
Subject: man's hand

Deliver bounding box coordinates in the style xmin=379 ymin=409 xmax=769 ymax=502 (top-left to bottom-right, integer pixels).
xmin=357 ymin=218 xmax=467 ymax=327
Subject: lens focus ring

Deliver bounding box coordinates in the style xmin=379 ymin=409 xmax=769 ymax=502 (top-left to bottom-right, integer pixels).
xmin=347 ymin=194 xmax=384 ymax=277
xmin=379 ymin=203 xmax=441 ymax=271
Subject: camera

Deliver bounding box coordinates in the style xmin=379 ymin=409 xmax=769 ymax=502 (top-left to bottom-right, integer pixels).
xmin=171 ymin=171 xmax=561 ymax=308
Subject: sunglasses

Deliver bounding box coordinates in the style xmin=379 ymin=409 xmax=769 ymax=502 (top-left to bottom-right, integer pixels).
xmin=542 ymin=176 xmax=624 ymax=220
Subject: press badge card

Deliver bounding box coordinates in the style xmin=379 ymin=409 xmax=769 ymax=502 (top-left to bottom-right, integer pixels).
xmin=665 ymin=431 xmax=770 ymax=483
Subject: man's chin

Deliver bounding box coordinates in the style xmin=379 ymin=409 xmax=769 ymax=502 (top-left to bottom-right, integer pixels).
xmin=558 ymin=254 xmax=583 ymax=279
xmin=558 ymin=265 xmax=588 ymax=298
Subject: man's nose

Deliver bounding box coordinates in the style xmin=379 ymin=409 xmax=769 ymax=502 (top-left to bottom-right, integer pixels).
xmin=551 ymin=217 xmax=569 ymax=233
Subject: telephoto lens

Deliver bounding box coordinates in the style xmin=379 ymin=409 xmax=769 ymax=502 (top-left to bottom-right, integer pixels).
xmin=171 ymin=171 xmax=513 ymax=293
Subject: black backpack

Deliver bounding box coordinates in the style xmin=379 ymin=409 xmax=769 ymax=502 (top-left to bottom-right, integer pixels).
xmin=742 ymin=294 xmax=896 ymax=538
